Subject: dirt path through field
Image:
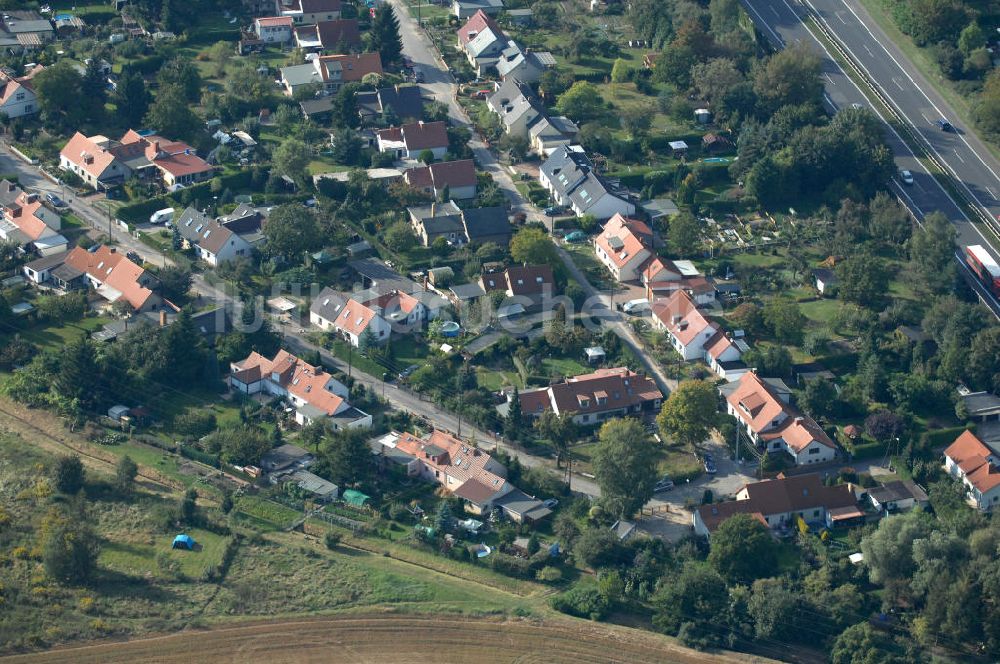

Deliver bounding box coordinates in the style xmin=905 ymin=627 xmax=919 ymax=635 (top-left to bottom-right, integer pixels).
xmin=0 ymin=614 xmax=778 ymax=664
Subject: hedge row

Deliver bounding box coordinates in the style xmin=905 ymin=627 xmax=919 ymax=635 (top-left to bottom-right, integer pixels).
xmin=115 ymin=171 xmax=258 ymax=225
xmin=919 ymin=425 xmax=974 ymax=451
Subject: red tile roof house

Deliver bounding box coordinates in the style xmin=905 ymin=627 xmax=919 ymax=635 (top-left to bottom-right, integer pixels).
xmin=651 ymin=289 xmax=748 ymax=380
xmin=229 ymin=349 xmax=372 ymax=428
xmin=373 ymin=430 xmax=551 ymax=521
xmin=276 ymin=0 xmax=343 ymax=24
xmin=593 ymin=213 xmax=653 ymax=282
xmin=403 ymin=159 xmax=478 ymax=200
xmin=329 ymin=288 xmax=432 ymax=346
xmin=943 ymin=430 xmax=1000 ymax=511
xmin=693 ymin=473 xmax=861 ymax=538
xmin=0 ymin=181 xmax=67 ymax=256
xmin=479 ymin=263 xmax=554 ymax=312
xmin=506 ymin=367 xmax=662 ymax=427
xmin=0 ymin=64 xmax=41 ymax=119
xmin=253 ymin=15 xmax=295 ymax=43
xmin=456 ymin=10 xmax=509 ymax=76
xmin=62 ymin=245 xmax=164 ymax=313
xmin=721 ymin=371 xmax=837 ymax=466
xmin=279 ymin=52 xmax=383 ymax=97
xmin=59 ymin=130 xmax=214 ymax=191
xmin=376 ymin=120 xmax=450 ymax=161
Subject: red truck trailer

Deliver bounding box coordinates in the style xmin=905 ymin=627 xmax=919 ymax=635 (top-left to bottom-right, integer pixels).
xmin=965 ymin=245 xmax=1000 ymax=298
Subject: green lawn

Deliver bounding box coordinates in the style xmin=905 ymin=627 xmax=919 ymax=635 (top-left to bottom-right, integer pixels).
xmin=541 ymin=356 xmax=589 ymax=379
xmin=235 ymin=495 xmax=303 ymax=529
xmin=16 ymin=316 xmax=112 ymax=353
xmin=100 ymin=527 xmax=230 ymax=580
xmin=476 ymin=366 xmax=522 ymax=391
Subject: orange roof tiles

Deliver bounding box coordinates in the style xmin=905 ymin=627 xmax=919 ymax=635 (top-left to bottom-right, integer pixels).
xmin=651 ymin=289 xmax=717 ymax=346
xmin=317 ymin=52 xmax=383 ymax=83
xmin=726 ymin=372 xmax=788 ymax=434
xmin=334 ymin=298 xmax=379 ymax=336
xmin=232 ymin=349 xmax=346 ymax=416
xmin=519 ymin=366 xmax=662 ymax=417
xmin=945 ymin=431 xmax=1000 ymax=495
xmin=594 ymin=213 xmax=652 ymax=269
xmin=394 ymin=429 xmax=508 ymax=499
xmin=64 ymin=245 xmax=156 ymax=310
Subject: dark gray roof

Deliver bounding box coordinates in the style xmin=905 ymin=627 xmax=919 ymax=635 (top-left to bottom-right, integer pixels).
xmin=366 ymin=85 xmax=425 ymax=121
xmin=299 ymin=97 xmax=335 ymax=117
xmin=50 ymin=263 xmax=83 ymax=282
xmin=487 ymin=77 xmax=533 ymax=115
xmin=421 ymin=213 xmax=464 ymax=236
xmin=813 ymin=268 xmax=838 ymax=283
xmin=868 ymin=480 xmax=928 ymax=504
xmin=310 ymin=286 xmax=347 ymax=321
xmin=462 ymin=206 xmax=511 ymax=241
xmin=450 ymin=282 xmax=486 ymax=300
xmin=260 ymin=444 xmax=313 ymax=473
xmin=963 ymin=392 xmax=1000 ymax=416
xmin=495 ymin=487 xmax=550 ymax=519
xmin=540 ymin=146 xmax=591 ymax=197
xmin=24 ymin=250 xmax=70 ymax=272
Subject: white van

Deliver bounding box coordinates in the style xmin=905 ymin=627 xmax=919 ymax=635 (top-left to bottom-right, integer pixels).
xmin=149 ymin=208 xmax=175 ymax=225
xmin=622 ymin=299 xmax=651 ymax=315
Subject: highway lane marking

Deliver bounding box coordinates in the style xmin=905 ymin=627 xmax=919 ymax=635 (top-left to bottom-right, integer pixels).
xmin=834 ymin=0 xmax=1000 ymax=193
xmin=741 ymin=0 xmax=785 ymax=46
xmin=863 ymin=44 xmax=873 ymax=56
xmin=955 ymin=150 xmax=966 ymax=164
xmin=987 ymin=187 xmax=998 ymax=201
xmin=892 ymin=77 xmax=904 ymax=91
xmin=769 ymin=5 xmax=780 ymax=16
xmin=836 ymin=11 xmax=847 ymax=23
xmin=824 ymin=73 xmax=836 ymax=85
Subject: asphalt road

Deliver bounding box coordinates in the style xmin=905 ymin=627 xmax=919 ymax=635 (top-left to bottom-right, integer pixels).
xmin=740 ymin=0 xmax=1000 ymax=315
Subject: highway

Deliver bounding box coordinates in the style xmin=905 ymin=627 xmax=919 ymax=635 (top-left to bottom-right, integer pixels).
xmin=740 ymin=0 xmax=1000 ymax=315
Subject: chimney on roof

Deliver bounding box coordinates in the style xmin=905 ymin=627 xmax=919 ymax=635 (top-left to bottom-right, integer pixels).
xmin=431 ymin=202 xmax=436 ymax=217
xmin=109 ymin=247 xmax=116 ymax=253
xmin=159 ymin=310 xmax=167 ymax=327
xmin=4 ymin=182 xmax=15 ymax=193
xmin=152 ymin=140 xmax=160 ymax=153
xmin=25 ymin=192 xmax=37 ymax=204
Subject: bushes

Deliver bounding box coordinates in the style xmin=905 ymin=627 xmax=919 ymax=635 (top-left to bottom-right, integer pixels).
xmin=918 ymin=425 xmax=973 ymax=452
xmin=551 ymin=585 xmax=611 ymax=620
xmin=173 ymin=410 xmax=218 ymax=439
xmin=488 ymin=551 xmax=533 ymax=578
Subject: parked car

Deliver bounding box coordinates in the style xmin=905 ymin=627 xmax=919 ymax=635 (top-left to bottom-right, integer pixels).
xmin=126 ymin=251 xmax=143 ymax=264
xmin=564 ymin=230 xmax=587 ymax=243
xmin=622 ymin=299 xmax=651 ymax=315
xmin=414 ymin=70 xmax=425 ymax=83
xmin=704 ymin=458 xmax=717 ymax=474
xmin=45 ymin=192 xmax=68 ymax=209
xmin=654 ymin=477 xmax=674 ymax=492
xmin=900 ymin=170 xmax=914 ymax=185
xmin=398 ymin=364 xmax=420 ymax=379
xmin=543 ymin=205 xmax=563 ymax=216
xmin=470 ymin=89 xmax=491 ymax=99
xmin=542 ymin=498 xmax=559 ymax=509
xmin=935 ymin=118 xmax=954 ymax=132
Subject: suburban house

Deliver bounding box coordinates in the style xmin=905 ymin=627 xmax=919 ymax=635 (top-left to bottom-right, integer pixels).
xmin=452 ymin=0 xmax=504 ymax=18
xmin=448 ymin=282 xmax=486 ymax=312
xmin=229 ymin=349 xmax=371 ymax=428
xmin=174 ymin=207 xmax=253 ymax=266
xmin=408 ymin=201 xmax=511 ymax=247
xmin=357 ymin=84 xmax=424 ymax=123
xmin=59 ymin=130 xmax=214 ymax=191
xmin=487 ymin=78 xmax=543 ymax=139
xmin=593 ymin=213 xmax=653 ymax=282
xmin=479 ymin=264 xmax=554 ymax=312
xmin=376 ymin=120 xmax=449 ymax=160
xmin=0 ymin=65 xmax=40 ymax=119
xmin=539 ymin=145 xmax=635 ymax=219
xmin=373 ymin=430 xmax=551 ymax=521
xmin=261 ymin=443 xmax=314 ymax=474
xmin=496 ymin=47 xmax=555 ymax=83
xmin=721 ymin=372 xmax=838 ymax=466
xmin=505 ymin=367 xmax=662 ymax=426
xmin=0 ymin=11 xmax=55 ymax=51
xmin=693 ymin=473 xmax=861 ymax=537
xmin=309 ymin=286 xmax=348 ymax=331
xmin=331 ymin=296 xmax=391 ymax=347
xmin=456 ymin=10 xmax=508 ymax=75
xmin=651 ymin=289 xmax=748 ymax=380
xmin=0 ymin=180 xmax=67 ymax=256
xmin=642 ymin=257 xmax=716 ymax=304
xmin=865 ymin=480 xmax=929 ymax=514
xmin=61 ymin=245 xmax=164 ymax=313
xmin=275 ymin=0 xmax=342 ymax=24
xmin=404 ymin=159 xmax=477 ymax=200
xmin=529 ymin=115 xmax=579 ymax=155
xmin=943 ymin=430 xmax=1000 ymax=511
xmin=280 ymin=52 xmax=383 ymax=96
xmin=346 ymin=257 xmax=449 ymax=317
xmin=293 ymin=19 xmax=360 ymax=51
xmin=253 ymin=16 xmax=294 ymax=42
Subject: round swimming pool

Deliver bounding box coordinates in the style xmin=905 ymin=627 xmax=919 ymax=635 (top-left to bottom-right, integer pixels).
xmin=441 ymin=321 xmax=461 ymax=337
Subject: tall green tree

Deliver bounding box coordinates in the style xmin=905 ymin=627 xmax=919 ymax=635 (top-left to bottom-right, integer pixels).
xmin=271 ymin=138 xmax=310 ymax=189
xmin=708 ymin=513 xmax=779 ymax=584
xmin=157 ymin=59 xmax=202 ymax=103
xmin=319 ymin=428 xmax=372 ymax=487
xmin=32 ymin=61 xmax=83 ymax=127
xmin=262 ymin=204 xmax=322 ymax=258
xmin=651 ymin=563 xmax=729 ymax=643
xmin=51 ymin=455 xmax=85 ymax=495
xmin=115 ymin=455 xmax=138 ymax=496
xmin=144 ymin=84 xmax=200 ymax=140
xmin=42 ymin=505 xmax=100 ymax=584
xmin=80 ymin=57 xmax=108 ymax=122
xmin=510 ymin=227 xmax=560 ymax=266
xmin=159 ymin=308 xmax=205 ymax=386
xmin=555 ymin=81 xmax=607 ymax=123
xmin=763 ymin=298 xmax=806 ymax=344
xmin=504 ymin=387 xmax=523 ymax=441
xmin=657 ymin=380 xmax=718 ymax=448
xmin=667 ymin=212 xmax=702 ymax=256
xmin=592 ymin=418 xmax=658 ymax=518
xmin=370 ymin=5 xmax=403 ymax=66
xmin=908 ymin=212 xmax=956 ymax=294
xmin=55 ymin=337 xmax=102 ymax=412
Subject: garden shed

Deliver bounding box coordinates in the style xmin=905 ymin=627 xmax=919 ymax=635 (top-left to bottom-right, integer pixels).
xmin=342 ymin=489 xmax=370 ymax=507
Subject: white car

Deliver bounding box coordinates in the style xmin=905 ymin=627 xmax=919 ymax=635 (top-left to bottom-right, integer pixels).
xmin=900 ymin=170 xmax=914 ymax=186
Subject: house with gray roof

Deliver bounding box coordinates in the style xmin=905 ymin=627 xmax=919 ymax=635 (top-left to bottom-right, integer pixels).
xmin=175 ymin=207 xmax=252 ymax=267
xmin=462 ymin=206 xmax=512 ymax=245
xmin=529 ymin=115 xmax=579 ymax=155
xmin=457 ymin=10 xmax=509 ymax=76
xmin=453 ymin=0 xmax=504 ymax=18
xmin=357 ymin=84 xmax=425 ymax=123
xmin=496 ymin=48 xmax=555 ymax=83
xmin=310 ymin=286 xmax=348 ymax=331
xmin=487 ymin=78 xmax=543 ymax=140
xmin=539 ymin=145 xmax=635 ymax=220
xmin=408 ymin=201 xmax=511 ymax=247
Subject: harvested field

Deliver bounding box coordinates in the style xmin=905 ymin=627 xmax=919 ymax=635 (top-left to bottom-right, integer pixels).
xmin=0 ymin=614 xmax=776 ymax=664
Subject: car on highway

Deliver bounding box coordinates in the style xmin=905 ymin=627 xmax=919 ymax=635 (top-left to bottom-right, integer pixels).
xmin=935 ymin=119 xmax=954 ymax=132
xmin=900 ymin=170 xmax=914 ymax=185
xmin=44 ymin=192 xmax=68 ymax=209
xmin=564 ymin=230 xmax=587 ymax=243
xmin=543 ymin=205 xmax=564 ymax=216
xmin=654 ymin=477 xmax=674 ymax=493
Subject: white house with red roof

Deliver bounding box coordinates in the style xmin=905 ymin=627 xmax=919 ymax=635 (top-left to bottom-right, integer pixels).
xmin=721 ymin=372 xmax=837 ymax=465
xmin=376 ymin=121 xmax=449 ymax=160
xmin=254 ymin=16 xmax=295 ymax=42
xmin=0 ymin=65 xmax=41 ymax=119
xmin=508 ymin=367 xmax=662 ymax=426
xmin=0 ymin=180 xmax=66 ymax=255
xmin=230 ymin=349 xmax=371 ymax=428
xmin=944 ymin=430 xmax=1000 ymax=511
xmin=61 ymin=245 xmax=163 ymax=312
xmin=59 ymin=130 xmax=213 ymax=191
xmin=456 ymin=10 xmax=509 ymax=75
xmin=652 ymin=290 xmax=747 ymax=379
xmin=332 ymin=296 xmax=391 ymax=347
xmin=330 ymin=288 xmax=433 ymax=346
xmin=593 ymin=213 xmax=653 ymax=282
